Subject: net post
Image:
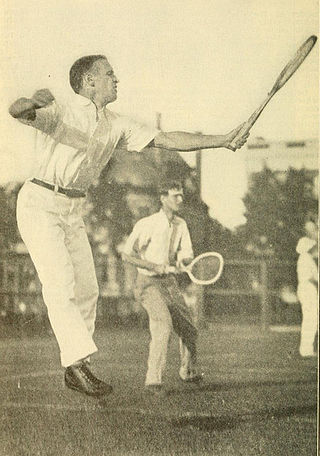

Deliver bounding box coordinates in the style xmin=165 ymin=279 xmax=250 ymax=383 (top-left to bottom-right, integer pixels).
xmin=259 ymin=257 xmax=269 ymax=330
xmin=195 ymin=149 xmax=202 ymax=200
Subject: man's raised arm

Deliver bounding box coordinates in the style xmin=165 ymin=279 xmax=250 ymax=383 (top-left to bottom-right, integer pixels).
xmin=9 ymin=89 xmax=90 ymax=150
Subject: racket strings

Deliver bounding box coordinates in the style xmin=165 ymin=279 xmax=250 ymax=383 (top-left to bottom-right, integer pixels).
xmin=190 ymin=256 xmax=222 ymax=282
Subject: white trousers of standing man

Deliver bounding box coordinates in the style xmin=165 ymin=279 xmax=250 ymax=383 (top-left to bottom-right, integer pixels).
xmin=135 ymin=273 xmax=198 ymax=385
xmin=16 ymin=181 xmax=98 ymax=367
xmin=297 ymin=282 xmax=318 ymax=357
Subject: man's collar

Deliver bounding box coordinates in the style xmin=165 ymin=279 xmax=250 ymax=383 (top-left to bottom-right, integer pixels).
xmin=159 ymin=208 xmax=177 ymax=225
xmin=72 ymin=93 xmax=96 ymax=108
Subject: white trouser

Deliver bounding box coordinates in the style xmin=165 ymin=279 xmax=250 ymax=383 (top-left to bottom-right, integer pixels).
xmin=136 ymin=274 xmax=197 ymax=385
xmin=142 ymin=299 xmax=195 ymax=385
xmin=297 ymin=282 xmax=318 ymax=356
xmin=16 ymin=181 xmax=98 ymax=367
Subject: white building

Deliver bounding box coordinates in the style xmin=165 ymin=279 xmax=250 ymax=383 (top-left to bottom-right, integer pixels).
xmin=243 ymin=137 xmax=318 ymax=175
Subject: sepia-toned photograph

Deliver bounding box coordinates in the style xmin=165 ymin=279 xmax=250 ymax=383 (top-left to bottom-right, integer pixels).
xmin=0 ymin=1 xmax=318 ymax=455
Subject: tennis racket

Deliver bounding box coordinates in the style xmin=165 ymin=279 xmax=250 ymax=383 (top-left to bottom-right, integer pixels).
xmin=229 ymin=35 xmax=317 ymax=151
xmin=169 ymin=252 xmax=224 ymax=285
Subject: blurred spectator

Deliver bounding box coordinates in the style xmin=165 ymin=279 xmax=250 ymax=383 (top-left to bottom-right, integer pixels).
xmin=296 ymin=222 xmax=318 ymax=357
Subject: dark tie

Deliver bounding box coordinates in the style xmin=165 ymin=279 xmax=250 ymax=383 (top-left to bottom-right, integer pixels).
xmin=168 ymin=219 xmax=179 ymax=266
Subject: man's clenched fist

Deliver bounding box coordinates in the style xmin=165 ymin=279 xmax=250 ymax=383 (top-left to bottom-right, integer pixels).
xmin=9 ymin=89 xmax=55 ymax=121
xmin=31 ymin=89 xmax=55 ymax=108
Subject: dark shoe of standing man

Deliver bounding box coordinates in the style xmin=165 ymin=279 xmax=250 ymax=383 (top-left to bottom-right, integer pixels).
xmin=65 ymin=362 xmax=113 ymax=397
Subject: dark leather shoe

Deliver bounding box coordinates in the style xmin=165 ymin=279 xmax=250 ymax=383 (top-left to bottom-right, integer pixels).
xmin=65 ymin=363 xmax=113 ymax=397
xmin=144 ymin=384 xmax=167 ymax=397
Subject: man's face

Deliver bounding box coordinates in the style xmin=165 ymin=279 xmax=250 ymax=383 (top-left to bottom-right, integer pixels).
xmin=161 ymin=188 xmax=184 ymax=213
xmin=305 ymin=221 xmax=318 ymax=241
xmin=91 ymin=58 xmax=119 ymax=105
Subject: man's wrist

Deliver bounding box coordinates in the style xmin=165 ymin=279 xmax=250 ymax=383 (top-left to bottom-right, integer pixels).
xmin=219 ymin=134 xmax=229 ymax=149
xmin=146 ymin=261 xmax=158 ymax=272
xmin=31 ymin=97 xmax=49 ymax=110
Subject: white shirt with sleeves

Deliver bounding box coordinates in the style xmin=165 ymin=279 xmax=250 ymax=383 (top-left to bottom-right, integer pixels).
xmin=19 ymin=93 xmax=159 ymax=192
xmin=296 ymin=237 xmax=318 ymax=286
xmin=123 ymin=209 xmax=194 ymax=276
xmin=297 ymin=253 xmax=318 ymax=285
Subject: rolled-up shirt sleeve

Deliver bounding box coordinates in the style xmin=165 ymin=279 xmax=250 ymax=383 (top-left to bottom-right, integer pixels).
xmin=177 ymin=222 xmax=194 ymax=263
xmin=119 ymin=116 xmax=160 ymax=152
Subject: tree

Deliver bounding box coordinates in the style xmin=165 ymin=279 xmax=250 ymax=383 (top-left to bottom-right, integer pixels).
xmin=86 ymin=146 xmax=215 ymax=254
xmin=237 ymin=167 xmax=318 ymax=261
xmin=0 ymin=183 xmax=22 ymax=249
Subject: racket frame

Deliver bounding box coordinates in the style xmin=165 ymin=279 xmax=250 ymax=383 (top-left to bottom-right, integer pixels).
xmin=182 ymin=251 xmax=224 ymax=285
xmin=229 ymin=35 xmax=317 ymax=151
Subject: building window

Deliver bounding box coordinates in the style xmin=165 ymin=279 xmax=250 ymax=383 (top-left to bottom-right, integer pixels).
xmin=286 ymin=141 xmax=305 ymax=148
xmin=247 ymin=144 xmax=270 ymax=149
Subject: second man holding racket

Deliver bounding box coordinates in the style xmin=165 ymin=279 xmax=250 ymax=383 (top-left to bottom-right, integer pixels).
xmin=122 ymin=180 xmax=202 ymax=396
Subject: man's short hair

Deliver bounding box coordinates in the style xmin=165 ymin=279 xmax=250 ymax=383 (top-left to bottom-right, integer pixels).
xmin=69 ymin=55 xmax=106 ymax=94
xmin=158 ymin=179 xmax=183 ymax=196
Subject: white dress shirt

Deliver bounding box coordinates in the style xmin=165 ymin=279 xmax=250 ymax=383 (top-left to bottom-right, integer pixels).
xmin=296 ymin=237 xmax=318 ymax=286
xmin=19 ymin=94 xmax=159 ymax=191
xmin=123 ymin=209 xmax=194 ymax=276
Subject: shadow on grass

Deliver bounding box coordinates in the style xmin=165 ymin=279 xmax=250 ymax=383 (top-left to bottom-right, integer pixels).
xmin=172 ymin=403 xmax=317 ymax=431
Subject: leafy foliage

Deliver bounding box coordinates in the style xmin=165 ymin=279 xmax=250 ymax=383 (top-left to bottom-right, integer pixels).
xmin=237 ymin=167 xmax=318 ymax=260
xmin=86 ymin=147 xmax=215 ymax=255
xmin=0 ymin=184 xmax=22 ymax=249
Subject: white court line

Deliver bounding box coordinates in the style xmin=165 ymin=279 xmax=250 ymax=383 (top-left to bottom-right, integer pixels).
xmin=269 ymin=325 xmax=300 ymax=333
xmin=0 ymin=401 xmax=156 ymax=415
xmin=0 ymin=401 xmax=206 ymax=419
xmin=1 ymin=401 xmax=316 ymax=426
xmin=0 ymin=369 xmax=61 ymax=381
xmin=240 ymin=367 xmax=317 ymax=374
xmin=0 ymin=365 xmax=316 ymax=383
xmin=1 ymin=401 xmax=99 ymax=412
xmin=289 ymin=416 xmax=316 ymax=423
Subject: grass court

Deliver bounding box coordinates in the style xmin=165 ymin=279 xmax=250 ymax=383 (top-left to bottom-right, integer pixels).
xmin=0 ymin=323 xmax=317 ymax=456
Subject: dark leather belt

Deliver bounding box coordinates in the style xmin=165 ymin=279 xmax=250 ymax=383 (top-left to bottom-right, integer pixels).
xmin=31 ymin=178 xmax=86 ymax=198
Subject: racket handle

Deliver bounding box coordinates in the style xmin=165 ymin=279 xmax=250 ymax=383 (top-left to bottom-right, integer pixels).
xmin=167 ymin=265 xmax=187 ymax=274
xmin=228 ymin=122 xmax=252 ymax=151
xmin=229 ymin=95 xmax=273 ymax=151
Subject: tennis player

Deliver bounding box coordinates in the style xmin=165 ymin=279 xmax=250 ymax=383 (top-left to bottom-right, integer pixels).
xmin=9 ymin=55 xmax=248 ymax=398
xmin=122 ymin=180 xmax=203 ymax=395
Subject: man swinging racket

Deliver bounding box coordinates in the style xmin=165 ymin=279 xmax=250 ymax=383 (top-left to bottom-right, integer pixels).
xmin=9 ymin=54 xmax=248 ymax=398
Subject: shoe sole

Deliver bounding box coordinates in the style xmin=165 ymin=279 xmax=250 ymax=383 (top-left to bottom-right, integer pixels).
xmin=65 ymin=381 xmax=113 ymax=398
